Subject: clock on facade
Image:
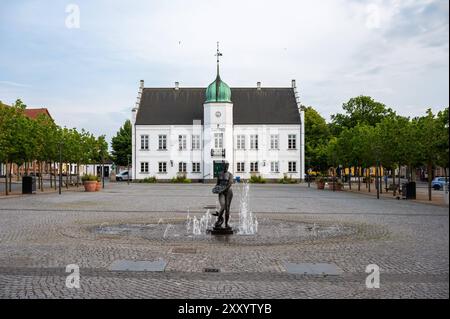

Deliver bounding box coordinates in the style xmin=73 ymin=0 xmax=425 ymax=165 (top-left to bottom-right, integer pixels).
xmin=215 ymin=111 xmax=222 ymax=118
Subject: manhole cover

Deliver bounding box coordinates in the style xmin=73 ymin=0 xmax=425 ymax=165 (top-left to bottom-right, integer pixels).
xmin=204 ymin=268 xmax=220 ymax=273
xmin=172 ymin=247 xmax=197 ymax=254
xmin=109 ymin=259 xmax=167 ymax=272
xmin=284 ymin=262 xmax=341 ymax=276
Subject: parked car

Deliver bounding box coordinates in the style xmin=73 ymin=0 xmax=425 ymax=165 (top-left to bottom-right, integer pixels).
xmin=116 ymin=171 xmax=131 ymax=181
xmin=432 ymin=177 xmax=448 ymax=190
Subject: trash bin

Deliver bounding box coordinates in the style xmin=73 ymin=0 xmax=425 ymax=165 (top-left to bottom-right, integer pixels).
xmin=401 ymin=182 xmax=416 ymax=200
xmin=235 ymin=176 xmax=241 ymax=183
xmin=22 ymin=176 xmax=36 ymax=194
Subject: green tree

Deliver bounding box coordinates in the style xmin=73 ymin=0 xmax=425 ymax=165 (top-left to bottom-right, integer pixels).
xmin=304 ymin=107 xmax=331 ymax=173
xmin=330 ymin=96 xmax=395 ymax=135
xmin=111 ymin=119 xmax=132 ymax=167
xmin=415 ymin=109 xmax=446 ymax=200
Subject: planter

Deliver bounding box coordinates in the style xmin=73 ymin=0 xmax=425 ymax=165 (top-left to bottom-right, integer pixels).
xmin=316 ymin=182 xmax=325 ymax=190
xmin=95 ymin=181 xmax=101 ymax=191
xmin=83 ymin=181 xmax=97 ymax=192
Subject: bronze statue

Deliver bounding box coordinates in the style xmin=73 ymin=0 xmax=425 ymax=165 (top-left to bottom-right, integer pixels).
xmin=211 ymin=161 xmax=233 ymax=230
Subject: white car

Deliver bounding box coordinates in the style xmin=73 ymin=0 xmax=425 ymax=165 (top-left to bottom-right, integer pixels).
xmin=116 ymin=171 xmax=131 ymax=181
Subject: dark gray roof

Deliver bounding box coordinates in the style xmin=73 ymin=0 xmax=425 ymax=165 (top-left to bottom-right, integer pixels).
xmin=135 ymin=87 xmax=300 ymax=125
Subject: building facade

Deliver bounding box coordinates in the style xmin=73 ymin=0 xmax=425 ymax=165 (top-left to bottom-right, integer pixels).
xmin=131 ymin=61 xmax=305 ymax=182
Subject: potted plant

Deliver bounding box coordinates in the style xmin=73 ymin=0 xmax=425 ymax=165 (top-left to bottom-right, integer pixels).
xmin=95 ymin=177 xmax=102 ymax=191
xmin=316 ymin=176 xmax=326 ymax=190
xmin=82 ymin=174 xmax=97 ymax=192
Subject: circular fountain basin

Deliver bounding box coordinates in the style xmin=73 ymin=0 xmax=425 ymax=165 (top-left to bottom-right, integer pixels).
xmin=91 ymin=218 xmax=356 ymax=246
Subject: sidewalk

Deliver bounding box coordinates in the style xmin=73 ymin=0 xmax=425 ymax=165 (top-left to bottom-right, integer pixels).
xmin=342 ymin=183 xmax=448 ymax=207
xmin=0 ymin=185 xmax=85 ymax=199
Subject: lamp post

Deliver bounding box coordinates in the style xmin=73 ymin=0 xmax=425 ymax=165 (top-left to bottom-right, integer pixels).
xmin=127 ymin=154 xmax=131 ymax=185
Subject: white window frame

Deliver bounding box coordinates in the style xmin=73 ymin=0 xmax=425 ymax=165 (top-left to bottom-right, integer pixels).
xmin=250 ymin=162 xmax=259 ymax=173
xmin=270 ymin=135 xmax=279 ymax=150
xmin=178 ymin=162 xmax=187 ymax=173
xmin=140 ymin=135 xmax=149 ymax=150
xmin=140 ymin=162 xmax=149 ymax=173
xmin=214 ymin=133 xmax=223 ymax=149
xmin=270 ymin=161 xmax=279 ymax=173
xmin=192 ymin=135 xmax=201 ymax=150
xmin=288 ymin=161 xmax=297 ymax=172
xmin=192 ymin=162 xmax=201 ymax=173
xmin=178 ymin=135 xmax=187 ymax=151
xmin=250 ymin=135 xmax=259 ymax=150
xmin=158 ymin=135 xmax=167 ymax=150
xmin=158 ymin=162 xmax=167 ymax=173
xmin=237 ymin=162 xmax=245 ymax=173
xmin=288 ymin=134 xmax=297 ymax=150
xmin=236 ymin=135 xmax=245 ymax=150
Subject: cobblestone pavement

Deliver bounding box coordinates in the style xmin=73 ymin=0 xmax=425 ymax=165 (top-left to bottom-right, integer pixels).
xmin=0 ymin=183 xmax=448 ymax=299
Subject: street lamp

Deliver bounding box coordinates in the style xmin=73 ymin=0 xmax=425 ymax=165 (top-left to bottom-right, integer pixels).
xmin=127 ymin=154 xmax=131 ymax=185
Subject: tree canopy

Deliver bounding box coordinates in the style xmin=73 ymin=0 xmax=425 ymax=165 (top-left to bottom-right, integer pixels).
xmin=111 ymin=119 xmax=132 ymax=167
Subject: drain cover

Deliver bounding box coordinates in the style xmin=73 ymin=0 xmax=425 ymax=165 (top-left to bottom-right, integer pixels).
xmin=204 ymin=268 xmax=220 ymax=273
xmin=284 ymin=262 xmax=341 ymax=276
xmin=109 ymin=259 xmax=167 ymax=272
xmin=204 ymin=205 xmax=217 ymax=209
xmin=172 ymin=247 xmax=197 ymax=254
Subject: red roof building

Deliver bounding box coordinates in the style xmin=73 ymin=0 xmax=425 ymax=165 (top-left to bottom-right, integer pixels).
xmin=23 ymin=108 xmax=53 ymax=120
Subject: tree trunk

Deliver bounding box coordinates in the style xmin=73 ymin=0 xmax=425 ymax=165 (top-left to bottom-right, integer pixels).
xmin=348 ymin=166 xmax=352 ymax=190
xmin=5 ymin=162 xmax=8 ymax=196
xmin=358 ymin=166 xmax=361 ymax=191
xmin=9 ymin=163 xmax=13 ymax=193
xmin=392 ymin=166 xmax=396 ymax=191
xmin=54 ymin=162 xmax=57 ymax=190
xmin=40 ymin=162 xmax=43 ymax=191
xmin=49 ymin=162 xmax=53 ymax=188
xmin=428 ymin=162 xmax=433 ymax=201
xmin=76 ymin=163 xmax=80 ymax=187
xmin=368 ymin=168 xmax=371 ymax=193
xmin=379 ymin=164 xmax=383 ymax=194
xmin=66 ymin=164 xmax=69 ymax=189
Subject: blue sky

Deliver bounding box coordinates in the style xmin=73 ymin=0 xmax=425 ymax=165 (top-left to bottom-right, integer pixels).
xmin=0 ymin=0 xmax=448 ymax=144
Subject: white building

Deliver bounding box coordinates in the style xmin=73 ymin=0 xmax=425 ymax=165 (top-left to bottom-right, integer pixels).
xmin=131 ymin=53 xmax=304 ymax=182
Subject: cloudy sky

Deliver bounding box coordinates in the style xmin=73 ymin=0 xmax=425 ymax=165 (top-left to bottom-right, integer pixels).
xmin=0 ymin=0 xmax=448 ymax=143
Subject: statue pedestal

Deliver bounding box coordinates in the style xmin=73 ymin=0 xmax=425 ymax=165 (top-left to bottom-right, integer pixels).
xmin=207 ymin=227 xmax=234 ymax=235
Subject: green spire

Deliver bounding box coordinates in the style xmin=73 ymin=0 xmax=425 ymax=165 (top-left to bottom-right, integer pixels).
xmin=205 ymin=42 xmax=232 ymax=103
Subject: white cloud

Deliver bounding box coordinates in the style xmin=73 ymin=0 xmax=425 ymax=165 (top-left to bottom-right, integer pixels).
xmin=0 ymin=0 xmax=448 ymax=141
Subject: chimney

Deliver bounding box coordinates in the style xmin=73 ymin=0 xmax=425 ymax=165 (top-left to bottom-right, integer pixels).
xmin=291 ymin=79 xmax=296 ymax=88
xmin=174 ymin=82 xmax=180 ymax=90
xmin=140 ymin=80 xmax=144 ymax=89
xmin=257 ymin=82 xmax=261 ymax=90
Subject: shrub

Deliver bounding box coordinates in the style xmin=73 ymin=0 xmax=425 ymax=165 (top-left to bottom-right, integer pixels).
xmin=171 ymin=173 xmax=191 ymax=183
xmin=81 ymin=174 xmax=97 ymax=182
xmin=249 ymin=175 xmax=266 ymax=184
xmin=139 ymin=176 xmax=157 ymax=183
xmin=278 ymin=175 xmax=297 ymax=184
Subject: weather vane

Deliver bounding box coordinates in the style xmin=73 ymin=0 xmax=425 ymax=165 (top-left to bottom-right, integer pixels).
xmin=215 ymin=41 xmax=222 ymax=76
